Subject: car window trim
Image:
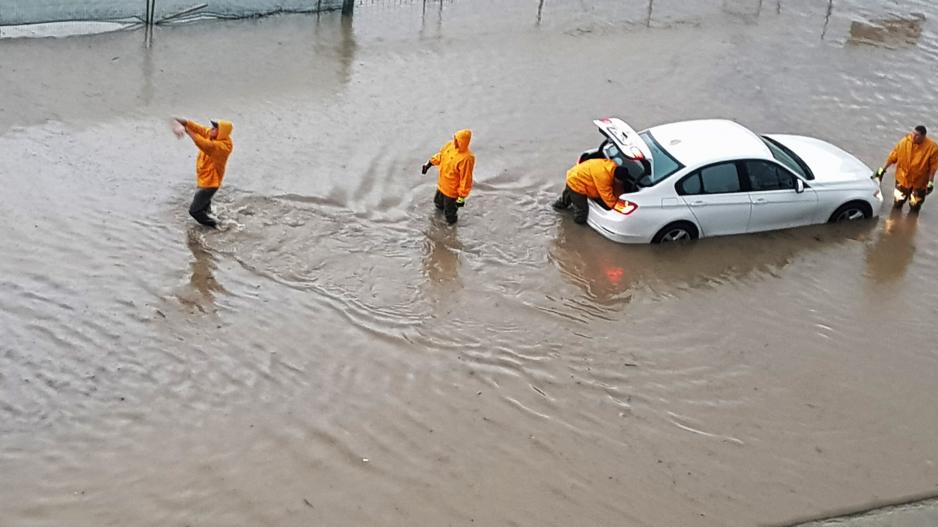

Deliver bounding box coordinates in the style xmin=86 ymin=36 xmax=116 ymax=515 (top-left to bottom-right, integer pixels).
xmin=675 ymin=161 xmax=746 ymax=196
xmin=675 ymin=172 xmax=702 ymax=196
xmin=743 ymin=158 xmax=813 ymax=192
xmin=740 ymin=158 xmax=803 ymax=192
xmin=639 ymin=130 xmax=685 ymax=187
xmin=761 ymin=136 xmax=815 ymax=181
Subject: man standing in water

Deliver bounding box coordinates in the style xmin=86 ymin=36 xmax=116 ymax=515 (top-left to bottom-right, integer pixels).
xmin=175 ymin=117 xmax=234 ymax=228
xmin=875 ymin=125 xmax=938 ymax=213
xmin=422 ymin=129 xmax=475 ymax=225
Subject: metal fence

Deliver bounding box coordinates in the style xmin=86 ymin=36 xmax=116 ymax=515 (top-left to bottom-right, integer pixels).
xmin=0 ymin=0 xmax=350 ymax=27
xmin=0 ymin=0 xmax=906 ymax=41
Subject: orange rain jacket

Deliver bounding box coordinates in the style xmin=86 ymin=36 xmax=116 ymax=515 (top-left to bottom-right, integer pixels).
xmin=566 ymin=158 xmax=619 ymax=209
xmin=186 ymin=119 xmax=234 ymax=189
xmin=430 ymin=129 xmax=475 ymax=199
xmin=887 ymin=134 xmax=938 ymax=191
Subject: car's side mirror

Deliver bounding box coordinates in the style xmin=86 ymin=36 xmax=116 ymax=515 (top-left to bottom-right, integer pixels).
xmin=795 ymin=179 xmax=805 ymax=194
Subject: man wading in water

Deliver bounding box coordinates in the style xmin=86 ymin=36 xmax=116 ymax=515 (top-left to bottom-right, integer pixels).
xmin=422 ymin=129 xmax=475 ymax=224
xmin=174 ymin=117 xmax=234 ymax=228
xmin=875 ymin=125 xmax=938 ymax=213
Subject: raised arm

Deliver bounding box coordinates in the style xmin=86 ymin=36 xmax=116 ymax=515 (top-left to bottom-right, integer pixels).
xmin=189 ymin=133 xmax=220 ymax=155
xmin=183 ymin=119 xmax=212 ymax=138
xmin=422 ymin=143 xmax=447 ymax=174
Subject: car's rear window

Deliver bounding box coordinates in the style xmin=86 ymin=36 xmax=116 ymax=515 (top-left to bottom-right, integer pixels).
xmin=638 ymin=131 xmax=682 ymax=187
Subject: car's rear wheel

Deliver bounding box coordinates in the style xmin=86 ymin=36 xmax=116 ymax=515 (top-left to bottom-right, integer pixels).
xmin=828 ymin=201 xmax=872 ymax=223
xmin=652 ymin=221 xmax=699 ymax=244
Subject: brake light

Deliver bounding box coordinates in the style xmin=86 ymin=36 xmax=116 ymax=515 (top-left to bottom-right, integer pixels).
xmin=613 ymin=199 xmax=638 ymax=215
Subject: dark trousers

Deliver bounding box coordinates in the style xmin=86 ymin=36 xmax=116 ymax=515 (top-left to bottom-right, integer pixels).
xmin=895 ymin=184 xmax=927 ymax=211
xmin=553 ymin=185 xmax=589 ymax=224
xmin=434 ymin=189 xmax=458 ymax=224
xmin=189 ymin=188 xmax=218 ymax=227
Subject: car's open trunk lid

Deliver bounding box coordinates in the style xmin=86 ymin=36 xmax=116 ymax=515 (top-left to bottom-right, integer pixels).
xmin=593 ymin=118 xmax=654 ymax=173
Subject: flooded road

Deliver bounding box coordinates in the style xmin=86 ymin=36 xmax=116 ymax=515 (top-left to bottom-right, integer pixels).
xmin=2 ymin=1 xmax=938 ymax=525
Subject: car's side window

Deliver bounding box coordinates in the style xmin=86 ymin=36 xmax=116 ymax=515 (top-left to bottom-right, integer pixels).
xmin=678 ymin=173 xmax=702 ymax=195
xmin=746 ymin=161 xmax=795 ymax=191
xmin=699 ymin=163 xmax=742 ymax=194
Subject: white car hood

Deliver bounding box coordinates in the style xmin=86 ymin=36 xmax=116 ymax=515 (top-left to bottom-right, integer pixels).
xmin=767 ymin=134 xmax=872 ymax=184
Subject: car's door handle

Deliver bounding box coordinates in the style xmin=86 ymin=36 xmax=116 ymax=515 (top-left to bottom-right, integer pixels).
xmin=690 ymin=200 xmax=705 ymax=206
xmin=753 ymin=198 xmax=767 ymax=205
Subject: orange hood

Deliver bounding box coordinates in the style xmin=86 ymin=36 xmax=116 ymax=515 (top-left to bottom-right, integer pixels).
xmin=454 ymin=129 xmax=472 ymax=153
xmin=215 ymin=119 xmax=233 ymax=141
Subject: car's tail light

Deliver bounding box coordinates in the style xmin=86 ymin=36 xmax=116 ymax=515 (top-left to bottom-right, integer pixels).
xmin=613 ymin=199 xmax=638 ymax=215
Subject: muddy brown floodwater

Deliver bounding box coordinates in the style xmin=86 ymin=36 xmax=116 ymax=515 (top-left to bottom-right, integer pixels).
xmin=2 ymin=1 xmax=938 ymax=525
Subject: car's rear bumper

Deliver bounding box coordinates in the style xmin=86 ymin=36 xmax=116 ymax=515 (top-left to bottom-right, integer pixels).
xmin=586 ymin=203 xmax=655 ymax=244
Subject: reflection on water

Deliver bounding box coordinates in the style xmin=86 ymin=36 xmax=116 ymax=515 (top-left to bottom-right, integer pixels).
xmin=822 ymin=0 xmax=834 ymax=39
xmin=178 ymin=228 xmax=226 ymax=311
xmin=865 ymin=209 xmax=919 ymax=284
xmin=549 ymin=220 xmax=637 ymax=306
xmin=337 ymin=10 xmax=357 ymax=84
xmin=422 ymin=220 xmax=462 ymax=286
xmin=549 ymin=218 xmax=874 ymax=306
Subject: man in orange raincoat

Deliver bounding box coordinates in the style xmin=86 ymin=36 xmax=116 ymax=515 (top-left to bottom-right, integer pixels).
xmin=422 ymin=129 xmax=475 ymax=225
xmin=175 ymin=117 xmax=234 ymax=228
xmin=553 ymin=158 xmax=634 ymax=224
xmin=876 ymin=125 xmax=938 ymax=212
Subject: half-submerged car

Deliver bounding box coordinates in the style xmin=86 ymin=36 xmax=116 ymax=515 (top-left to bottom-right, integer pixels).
xmin=577 ymin=118 xmax=883 ymax=243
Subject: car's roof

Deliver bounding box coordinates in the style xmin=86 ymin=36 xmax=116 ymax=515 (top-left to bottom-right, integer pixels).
xmin=645 ymin=119 xmax=772 ymax=167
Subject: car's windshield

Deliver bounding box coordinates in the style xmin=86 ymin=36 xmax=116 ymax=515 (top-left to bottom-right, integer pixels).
xmin=761 ymin=136 xmax=812 ymax=180
xmin=638 ymin=131 xmax=682 ymax=187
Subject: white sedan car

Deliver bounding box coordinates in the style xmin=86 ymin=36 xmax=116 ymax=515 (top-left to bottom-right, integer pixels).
xmin=577 ymin=118 xmax=884 ymax=243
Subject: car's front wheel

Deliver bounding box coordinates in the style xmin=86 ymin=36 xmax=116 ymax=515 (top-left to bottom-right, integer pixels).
xmin=652 ymin=221 xmax=699 ymax=244
xmin=828 ymin=201 xmax=872 ymax=223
